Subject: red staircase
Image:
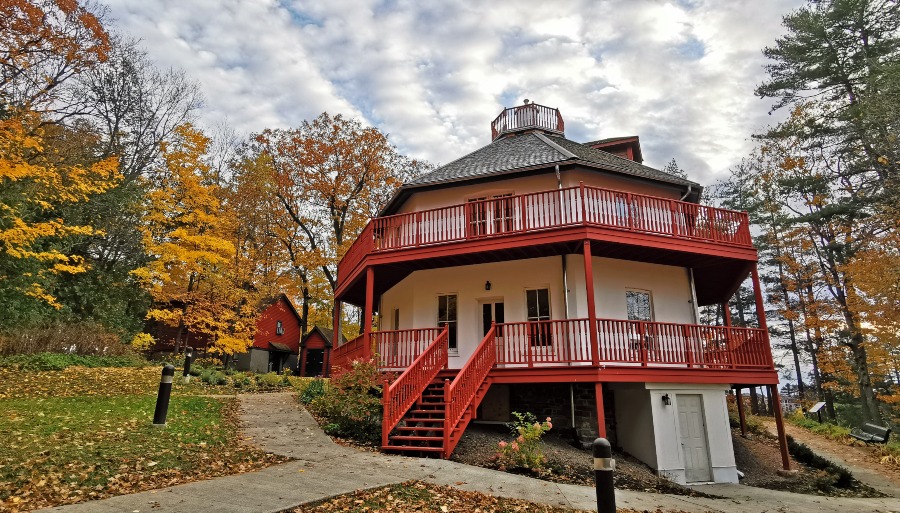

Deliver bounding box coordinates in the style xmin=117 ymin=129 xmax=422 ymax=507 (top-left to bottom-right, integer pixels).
xmin=381 ymin=326 xmax=498 ymax=459
xmin=383 ymin=381 xmax=447 ymax=454
xmin=442 ymin=326 xmax=497 ymax=457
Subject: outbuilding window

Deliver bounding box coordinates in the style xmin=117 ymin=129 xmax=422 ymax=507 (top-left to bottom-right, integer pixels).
xmin=276 ymin=320 xmax=284 ymax=335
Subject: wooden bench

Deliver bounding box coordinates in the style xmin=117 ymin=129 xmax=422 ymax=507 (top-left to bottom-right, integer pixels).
xmin=849 ymin=423 xmax=892 ymax=444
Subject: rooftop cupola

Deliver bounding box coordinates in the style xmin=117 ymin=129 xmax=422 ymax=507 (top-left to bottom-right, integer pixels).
xmin=490 ymin=100 xmax=564 ymax=141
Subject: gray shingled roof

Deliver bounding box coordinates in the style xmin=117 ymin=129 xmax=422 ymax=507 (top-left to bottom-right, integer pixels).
xmin=383 ymin=132 xmax=701 ymax=214
xmin=407 ymin=133 xmax=570 ymax=186
xmin=547 ymin=135 xmax=698 ymax=188
xmin=408 ymin=132 xmax=698 ymax=188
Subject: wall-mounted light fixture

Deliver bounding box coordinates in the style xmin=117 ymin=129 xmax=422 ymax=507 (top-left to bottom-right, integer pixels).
xmin=662 ymin=393 xmax=671 ymax=406
xmin=485 ymin=281 xmax=492 ymax=291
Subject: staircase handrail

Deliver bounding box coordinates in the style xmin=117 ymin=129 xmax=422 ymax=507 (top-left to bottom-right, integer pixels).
xmin=443 ymin=325 xmax=497 ymax=456
xmin=381 ymin=325 xmax=449 ymax=447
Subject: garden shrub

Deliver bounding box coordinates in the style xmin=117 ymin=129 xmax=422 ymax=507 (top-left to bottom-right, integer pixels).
xmin=0 ymin=352 xmax=147 ymax=371
xmin=258 ymin=372 xmax=284 ymax=388
xmin=496 ymin=412 xmax=553 ymax=471
xmin=309 ymin=358 xmax=382 ymax=444
xmin=298 ymin=378 xmax=327 ymax=404
xmin=201 ymin=370 xmax=227 ymax=386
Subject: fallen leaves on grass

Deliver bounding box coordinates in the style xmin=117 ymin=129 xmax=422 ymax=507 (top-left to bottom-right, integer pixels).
xmin=291 ymin=481 xmax=603 ymax=513
xmin=0 ymin=366 xmax=161 ymax=399
xmin=0 ymin=396 xmax=287 ymax=511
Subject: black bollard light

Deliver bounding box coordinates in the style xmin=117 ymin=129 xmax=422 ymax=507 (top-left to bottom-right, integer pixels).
xmin=153 ymin=364 xmax=175 ymax=426
xmin=593 ymin=437 xmax=616 ymax=513
xmin=182 ymin=347 xmax=194 ymax=384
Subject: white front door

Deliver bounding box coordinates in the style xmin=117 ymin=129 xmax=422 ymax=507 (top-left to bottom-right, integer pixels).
xmin=677 ymin=394 xmax=712 ymax=482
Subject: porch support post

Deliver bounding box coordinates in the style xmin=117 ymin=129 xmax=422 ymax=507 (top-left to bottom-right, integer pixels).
xmin=583 ymin=240 xmax=600 ymax=366
xmin=750 ymin=265 xmax=768 ymax=331
xmin=364 ymin=266 xmax=375 ymax=359
xmin=722 ymin=302 xmax=732 ymax=326
xmin=333 ymin=300 xmax=342 ymax=347
xmin=735 ymin=387 xmax=747 ymax=437
xmin=595 ymin=382 xmax=607 ymax=438
xmin=770 ymin=384 xmax=791 ymax=470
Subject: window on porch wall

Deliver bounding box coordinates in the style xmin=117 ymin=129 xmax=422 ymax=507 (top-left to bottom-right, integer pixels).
xmin=526 ymin=288 xmax=551 ymax=346
xmin=437 ymin=294 xmax=458 ymax=351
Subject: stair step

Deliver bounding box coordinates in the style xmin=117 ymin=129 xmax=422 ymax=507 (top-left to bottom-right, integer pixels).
xmin=405 ymin=419 xmax=444 ymax=425
xmin=389 ymin=435 xmax=443 ymax=442
xmin=396 ymin=426 xmax=444 ymax=432
xmin=382 ymin=445 xmax=444 ymax=452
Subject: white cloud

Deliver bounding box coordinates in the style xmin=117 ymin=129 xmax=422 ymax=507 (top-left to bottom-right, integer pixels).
xmin=101 ymin=0 xmax=802 ymax=183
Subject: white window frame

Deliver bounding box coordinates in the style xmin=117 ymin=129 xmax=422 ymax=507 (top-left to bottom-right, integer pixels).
xmin=436 ymin=293 xmax=459 ymax=354
xmin=525 ymin=287 xmax=552 ymax=347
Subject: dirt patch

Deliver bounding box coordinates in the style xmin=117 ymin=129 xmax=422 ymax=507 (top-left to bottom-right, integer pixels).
xmin=450 ymin=423 xmax=715 ymax=497
xmin=732 ymin=429 xmax=885 ymax=498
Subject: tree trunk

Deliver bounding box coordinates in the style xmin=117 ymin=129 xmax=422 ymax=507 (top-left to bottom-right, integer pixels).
xmin=173 ymin=273 xmax=196 ymax=355
xmin=749 ymin=387 xmax=760 ymax=415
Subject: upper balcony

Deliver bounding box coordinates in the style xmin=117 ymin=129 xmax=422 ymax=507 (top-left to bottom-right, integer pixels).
xmin=337 ymin=183 xmax=754 ymax=303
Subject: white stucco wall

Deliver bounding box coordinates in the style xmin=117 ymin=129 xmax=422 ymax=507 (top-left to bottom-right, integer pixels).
xmin=397 ymin=174 xmax=559 ymax=214
xmin=610 ymin=382 xmax=738 ymax=484
xmin=564 ymin=255 xmax=696 ymax=323
xmin=379 ymin=256 xmax=697 ymax=367
xmin=613 ymin=386 xmax=658 ymax=468
xmin=379 ymin=257 xmax=566 ymax=366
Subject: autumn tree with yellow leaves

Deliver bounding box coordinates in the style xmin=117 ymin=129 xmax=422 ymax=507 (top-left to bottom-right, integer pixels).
xmin=134 ymin=123 xmax=255 ymax=357
xmin=0 ymin=110 xmax=120 ymax=325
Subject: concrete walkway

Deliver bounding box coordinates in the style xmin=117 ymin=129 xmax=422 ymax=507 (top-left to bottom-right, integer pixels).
xmin=38 ymin=393 xmax=900 ymax=513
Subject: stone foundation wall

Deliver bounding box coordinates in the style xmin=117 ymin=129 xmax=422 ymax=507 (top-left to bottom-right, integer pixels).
xmin=507 ymin=383 xmax=617 ymax=448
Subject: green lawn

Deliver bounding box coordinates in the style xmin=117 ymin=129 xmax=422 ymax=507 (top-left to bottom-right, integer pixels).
xmin=0 ymin=371 xmax=286 ymax=511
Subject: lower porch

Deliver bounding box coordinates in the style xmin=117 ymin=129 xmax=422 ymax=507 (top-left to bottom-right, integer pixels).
xmin=328 ymin=320 xmax=789 ymax=484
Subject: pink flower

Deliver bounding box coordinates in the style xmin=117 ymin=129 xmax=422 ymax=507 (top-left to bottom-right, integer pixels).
xmin=498 ymin=440 xmax=508 ymax=448
xmin=517 ymin=435 xmax=525 ymax=443
xmin=547 ymin=422 xmax=553 ymax=429
xmin=546 ymin=417 xmax=552 ymax=422
xmin=511 ymin=442 xmax=519 ymax=451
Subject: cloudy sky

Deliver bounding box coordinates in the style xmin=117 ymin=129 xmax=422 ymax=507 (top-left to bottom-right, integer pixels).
xmin=102 ymin=0 xmax=803 ymax=185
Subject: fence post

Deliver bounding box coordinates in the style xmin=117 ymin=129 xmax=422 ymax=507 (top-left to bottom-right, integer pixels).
xmin=153 ymin=364 xmax=175 ymax=426
xmin=593 ymin=438 xmax=616 ymax=513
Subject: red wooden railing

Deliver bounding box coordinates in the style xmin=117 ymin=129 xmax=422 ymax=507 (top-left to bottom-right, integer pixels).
xmin=491 ymin=103 xmax=564 ymax=140
xmin=443 ymin=325 xmax=497 ymax=457
xmin=493 ymin=318 xmax=771 ymax=370
xmin=337 ymin=184 xmax=751 ymax=284
xmin=330 ymin=333 xmax=368 ymax=374
xmin=381 ymin=326 xmax=449 ymax=447
xmin=494 ymin=319 xmax=593 ymax=366
xmin=376 ymin=328 xmax=442 ymax=371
